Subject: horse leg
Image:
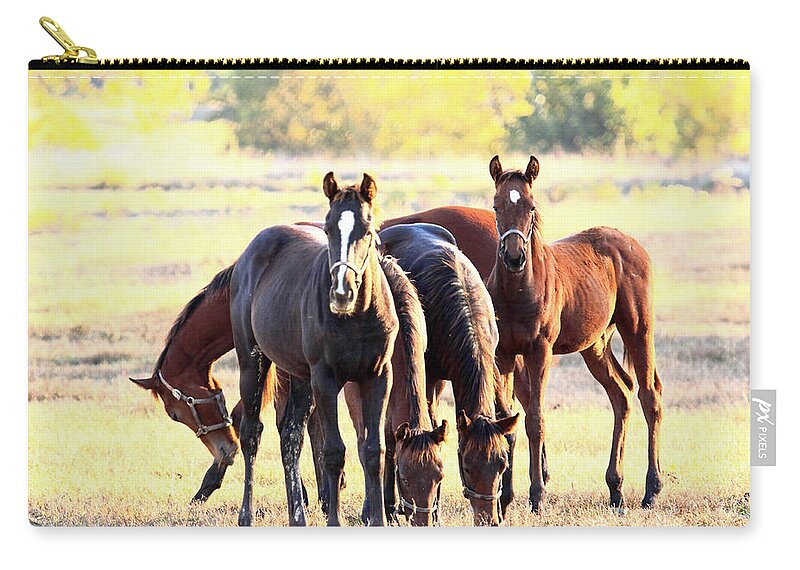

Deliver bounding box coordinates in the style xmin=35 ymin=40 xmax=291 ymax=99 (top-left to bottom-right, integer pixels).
xmin=617 ymin=327 xmax=664 ymax=508
xmin=522 ymin=342 xmax=552 ymax=513
xmin=343 ymin=382 xmax=370 ymax=524
xmin=191 ymin=462 xmax=228 ymax=503
xmin=383 ymin=411 xmax=400 ymax=525
xmin=311 ymin=364 xmax=346 ymax=526
xmin=426 ymin=379 xmax=446 ymax=427
xmin=307 ymin=406 xmax=330 ymax=514
xmin=278 ymin=375 xmax=314 ymax=526
xmin=496 ymin=355 xmax=519 ymax=518
xmin=236 ymin=350 xmax=270 ymax=526
xmin=193 ymin=396 xmax=246 ymax=503
xmin=580 ymin=334 xmax=634 ymax=511
xmin=358 ymin=368 xmax=392 ymax=526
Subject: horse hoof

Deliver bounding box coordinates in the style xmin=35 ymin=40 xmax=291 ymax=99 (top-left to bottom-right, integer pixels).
xmin=641 ymin=495 xmax=657 ymax=509
xmin=238 ymin=511 xmax=253 ymax=526
xmin=529 ymin=489 xmax=545 ymax=513
xmin=610 ymin=504 xmax=627 ymax=516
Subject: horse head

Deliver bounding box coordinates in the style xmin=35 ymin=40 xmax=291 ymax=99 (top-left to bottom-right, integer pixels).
xmin=130 ymin=369 xmax=238 ymax=467
xmin=322 ymin=172 xmax=379 ymax=315
xmin=456 ymin=410 xmax=519 ymax=525
xmin=394 ymin=420 xmax=448 ymax=526
xmin=489 ymin=155 xmax=540 ymax=273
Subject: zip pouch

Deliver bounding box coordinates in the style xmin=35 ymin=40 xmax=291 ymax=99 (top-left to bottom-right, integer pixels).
xmin=28 ymin=17 xmax=751 ymax=527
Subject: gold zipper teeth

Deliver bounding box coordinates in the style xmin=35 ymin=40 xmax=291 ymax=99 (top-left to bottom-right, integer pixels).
xmin=32 ymin=57 xmax=750 ymax=69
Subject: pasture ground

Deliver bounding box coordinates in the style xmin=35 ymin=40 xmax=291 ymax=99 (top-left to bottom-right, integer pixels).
xmin=28 ymin=156 xmax=750 ymax=526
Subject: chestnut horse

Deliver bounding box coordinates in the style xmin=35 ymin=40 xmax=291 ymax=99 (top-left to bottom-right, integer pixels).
xmin=382 ymin=168 xmax=664 ymax=513
xmin=230 ymin=172 xmax=401 ymax=527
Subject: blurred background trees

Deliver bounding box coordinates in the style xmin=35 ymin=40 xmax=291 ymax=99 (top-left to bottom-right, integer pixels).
xmin=29 ymin=70 xmax=749 ymax=161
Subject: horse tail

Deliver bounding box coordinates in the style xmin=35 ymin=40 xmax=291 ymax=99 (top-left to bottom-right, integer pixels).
xmin=379 ymin=256 xmax=429 ymax=431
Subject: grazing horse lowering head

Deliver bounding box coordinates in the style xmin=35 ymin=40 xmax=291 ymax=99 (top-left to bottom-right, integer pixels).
xmin=394 ymin=420 xmax=448 ymax=526
xmin=456 ymin=410 xmax=519 ymax=525
xmin=489 ymin=155 xmax=540 ymax=273
xmin=130 ymin=370 xmax=237 ymax=466
xmin=323 ymin=172 xmax=379 ymax=315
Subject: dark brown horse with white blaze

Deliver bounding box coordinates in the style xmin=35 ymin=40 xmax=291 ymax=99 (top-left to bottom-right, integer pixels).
xmin=484 ymin=155 xmax=664 ymax=512
xmin=230 ymin=172 xmax=400 ymax=527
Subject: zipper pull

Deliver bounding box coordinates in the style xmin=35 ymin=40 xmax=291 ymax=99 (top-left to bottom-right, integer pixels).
xmin=39 ymin=16 xmax=99 ymax=65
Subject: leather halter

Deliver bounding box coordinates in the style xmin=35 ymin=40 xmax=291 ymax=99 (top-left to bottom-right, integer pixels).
xmin=158 ymin=370 xmax=232 ymax=437
xmin=394 ymin=463 xmax=440 ymax=521
xmin=328 ymin=230 xmax=375 ymax=287
xmin=496 ymin=211 xmax=535 ymax=258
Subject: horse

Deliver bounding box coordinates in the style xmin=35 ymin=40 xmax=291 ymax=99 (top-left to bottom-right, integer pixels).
xmin=129 ymin=265 xmax=239 ymax=474
xmin=229 ymin=172 xmax=400 ymax=527
xmin=382 ymin=163 xmax=665 ymax=514
xmin=347 ymin=222 xmax=519 ymax=526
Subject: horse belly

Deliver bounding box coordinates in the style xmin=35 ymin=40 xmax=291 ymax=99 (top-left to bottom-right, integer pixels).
xmin=553 ymin=291 xmax=615 ymax=355
xmin=251 ymin=281 xmax=309 ymax=378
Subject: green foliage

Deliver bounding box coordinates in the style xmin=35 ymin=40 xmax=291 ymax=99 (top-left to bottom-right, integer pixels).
xmin=509 ymin=76 xmax=627 ymax=153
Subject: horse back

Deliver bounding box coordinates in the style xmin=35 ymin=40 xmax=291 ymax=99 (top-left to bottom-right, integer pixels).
xmin=381 ymin=206 xmax=497 ymax=279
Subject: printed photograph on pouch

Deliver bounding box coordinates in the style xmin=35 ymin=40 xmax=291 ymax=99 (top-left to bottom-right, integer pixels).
xmin=28 ymin=67 xmax=750 ymax=526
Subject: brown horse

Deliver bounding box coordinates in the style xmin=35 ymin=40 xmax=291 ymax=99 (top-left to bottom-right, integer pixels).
xmin=383 ymin=165 xmax=664 ymax=513
xmin=230 ymin=172 xmax=401 ymax=527
xmin=129 ymin=266 xmax=239 ymax=470
xmin=348 ymin=222 xmax=518 ymax=526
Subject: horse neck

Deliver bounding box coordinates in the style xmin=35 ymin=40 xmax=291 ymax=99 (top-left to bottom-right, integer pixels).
xmin=158 ymin=290 xmax=234 ymax=379
xmin=449 ymin=352 xmax=496 ymax=420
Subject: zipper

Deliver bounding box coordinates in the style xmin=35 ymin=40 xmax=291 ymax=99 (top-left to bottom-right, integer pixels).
xmin=30 ymin=17 xmax=749 ymax=71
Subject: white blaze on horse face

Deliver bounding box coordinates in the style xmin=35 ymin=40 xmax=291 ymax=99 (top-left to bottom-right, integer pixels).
xmin=509 ymin=190 xmax=521 ymax=204
xmin=336 ymin=210 xmax=356 ymax=295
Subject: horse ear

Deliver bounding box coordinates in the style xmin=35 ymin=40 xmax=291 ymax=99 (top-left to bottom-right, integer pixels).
xmin=489 ymin=155 xmax=503 ymax=182
xmin=430 ymin=419 xmax=448 ymax=444
xmin=524 ymin=155 xmax=540 ymax=183
xmin=494 ymin=413 xmax=520 ymax=435
xmin=323 ymin=172 xmax=338 ymax=200
xmin=456 ymin=409 xmax=472 ymax=433
xmin=129 ymin=376 xmax=157 ymax=390
xmin=395 ymin=422 xmax=412 ymax=443
xmin=360 ymin=173 xmax=377 ymax=203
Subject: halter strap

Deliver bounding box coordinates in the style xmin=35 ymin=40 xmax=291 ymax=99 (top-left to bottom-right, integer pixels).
xmin=394 ymin=464 xmax=439 ymax=520
xmin=157 ymin=370 xmax=232 ymax=437
xmin=329 ymin=231 xmax=374 ymax=282
xmin=496 ymin=213 xmax=535 ymax=258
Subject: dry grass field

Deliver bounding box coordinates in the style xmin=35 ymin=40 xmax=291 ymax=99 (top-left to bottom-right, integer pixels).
xmin=28 ymin=156 xmax=750 ymax=526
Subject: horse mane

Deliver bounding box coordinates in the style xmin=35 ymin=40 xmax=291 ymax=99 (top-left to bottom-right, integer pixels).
xmin=153 ymin=262 xmax=237 ymax=375
xmin=461 ymin=416 xmax=509 ymax=460
xmin=379 ymin=255 xmax=430 ymax=431
xmin=415 ymin=247 xmax=497 ymax=418
xmin=401 ymin=429 xmax=441 ymax=464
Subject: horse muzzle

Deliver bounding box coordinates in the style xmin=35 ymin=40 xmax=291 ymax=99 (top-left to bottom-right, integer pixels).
xmin=502 ymin=251 xmax=527 ymax=273
xmin=329 ymin=287 xmax=356 ymax=314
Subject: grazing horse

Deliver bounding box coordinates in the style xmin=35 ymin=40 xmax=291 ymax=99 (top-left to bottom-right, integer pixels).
xmin=129 ymin=266 xmax=239 ymax=472
xmin=348 ymin=223 xmax=519 ymax=526
xmin=230 ymin=172 xmax=399 ymax=527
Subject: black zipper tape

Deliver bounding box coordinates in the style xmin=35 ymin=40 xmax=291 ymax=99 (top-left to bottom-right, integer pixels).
xmin=29 ymin=57 xmax=749 ymax=71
